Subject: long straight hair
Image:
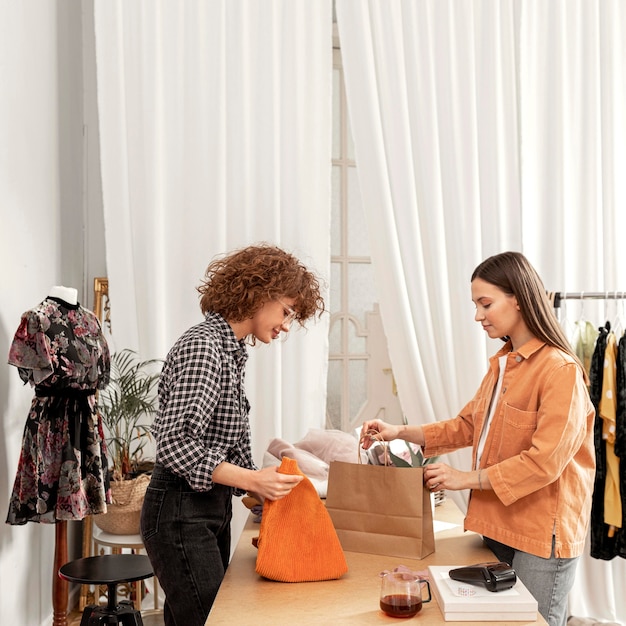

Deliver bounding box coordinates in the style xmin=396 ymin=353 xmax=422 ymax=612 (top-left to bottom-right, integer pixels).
xmin=472 ymin=251 xmax=588 ymax=382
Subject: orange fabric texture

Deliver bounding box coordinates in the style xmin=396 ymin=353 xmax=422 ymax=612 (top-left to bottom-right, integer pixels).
xmin=255 ymin=456 xmax=348 ymax=582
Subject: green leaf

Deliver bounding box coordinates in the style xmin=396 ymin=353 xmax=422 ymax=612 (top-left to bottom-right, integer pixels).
xmin=405 ymin=441 xmax=425 ymax=466
xmin=98 ymin=348 xmax=162 ymax=479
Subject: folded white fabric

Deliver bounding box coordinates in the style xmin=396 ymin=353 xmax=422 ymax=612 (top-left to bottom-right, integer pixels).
xmin=295 ymin=428 xmax=367 ymax=464
xmin=263 ymin=429 xmax=365 ymax=498
xmin=266 ymin=437 xmax=329 ymax=480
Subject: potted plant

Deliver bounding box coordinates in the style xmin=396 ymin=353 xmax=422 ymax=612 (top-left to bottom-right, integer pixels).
xmin=94 ymin=348 xmax=162 ymax=535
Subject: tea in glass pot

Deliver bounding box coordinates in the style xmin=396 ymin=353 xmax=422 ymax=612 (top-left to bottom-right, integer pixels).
xmin=380 ymin=570 xmax=432 ymax=618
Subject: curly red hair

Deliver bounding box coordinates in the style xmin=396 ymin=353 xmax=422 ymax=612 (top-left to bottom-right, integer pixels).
xmin=197 ymin=243 xmax=325 ymax=326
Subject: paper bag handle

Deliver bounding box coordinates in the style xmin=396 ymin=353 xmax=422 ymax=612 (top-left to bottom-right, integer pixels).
xmin=358 ymin=429 xmax=390 ymax=465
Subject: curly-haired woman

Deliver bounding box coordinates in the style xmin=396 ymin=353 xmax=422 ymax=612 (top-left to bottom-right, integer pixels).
xmin=141 ymin=243 xmax=325 ymax=626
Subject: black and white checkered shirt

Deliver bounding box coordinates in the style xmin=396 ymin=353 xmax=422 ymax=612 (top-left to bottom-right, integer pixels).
xmin=152 ymin=311 xmax=256 ymax=493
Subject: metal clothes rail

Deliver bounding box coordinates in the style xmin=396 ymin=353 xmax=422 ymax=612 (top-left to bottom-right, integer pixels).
xmin=552 ymin=291 xmax=626 ymax=308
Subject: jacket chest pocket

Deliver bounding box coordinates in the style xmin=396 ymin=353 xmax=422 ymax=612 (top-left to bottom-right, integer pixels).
xmin=495 ymin=404 xmax=538 ymax=460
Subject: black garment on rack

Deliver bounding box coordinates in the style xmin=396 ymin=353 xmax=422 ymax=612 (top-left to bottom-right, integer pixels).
xmin=589 ymin=322 xmax=626 ymax=560
xmin=616 ymin=334 xmax=626 ymax=459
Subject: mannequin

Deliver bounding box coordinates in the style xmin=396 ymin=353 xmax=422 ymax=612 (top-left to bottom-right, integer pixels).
xmin=7 ymin=290 xmax=111 ymax=626
xmin=48 ymin=285 xmax=78 ymax=305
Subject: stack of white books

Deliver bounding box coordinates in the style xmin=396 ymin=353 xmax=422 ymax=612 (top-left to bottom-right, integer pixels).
xmin=428 ymin=565 xmax=539 ymax=622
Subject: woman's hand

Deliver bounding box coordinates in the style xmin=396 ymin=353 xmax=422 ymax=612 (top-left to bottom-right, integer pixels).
xmin=251 ymin=466 xmax=304 ymax=502
xmin=423 ymin=463 xmax=487 ymax=492
xmin=360 ymin=419 xmax=401 ymax=450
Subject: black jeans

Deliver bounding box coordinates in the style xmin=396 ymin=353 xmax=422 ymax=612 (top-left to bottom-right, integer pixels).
xmin=140 ymin=464 xmax=233 ymax=626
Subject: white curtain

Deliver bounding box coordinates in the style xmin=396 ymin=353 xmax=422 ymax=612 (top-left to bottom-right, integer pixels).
xmin=336 ymin=0 xmax=626 ymax=623
xmin=335 ymin=0 xmax=523 ymax=502
xmin=520 ymin=3 xmax=626 ymax=622
xmin=520 ymin=1 xmax=626 ymax=291
xmin=93 ymin=0 xmax=332 ymax=459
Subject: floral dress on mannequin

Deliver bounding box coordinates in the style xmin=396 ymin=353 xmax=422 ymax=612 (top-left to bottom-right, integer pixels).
xmin=6 ymin=296 xmax=111 ymax=524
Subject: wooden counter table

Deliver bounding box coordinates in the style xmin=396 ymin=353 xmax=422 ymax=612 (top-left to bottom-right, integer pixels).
xmin=207 ymin=498 xmax=547 ymax=625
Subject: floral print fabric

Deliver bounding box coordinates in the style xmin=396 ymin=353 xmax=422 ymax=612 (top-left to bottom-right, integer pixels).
xmin=6 ymin=297 xmax=111 ymax=524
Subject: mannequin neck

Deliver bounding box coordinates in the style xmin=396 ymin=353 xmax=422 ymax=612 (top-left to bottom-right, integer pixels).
xmin=49 ymin=285 xmax=78 ymax=305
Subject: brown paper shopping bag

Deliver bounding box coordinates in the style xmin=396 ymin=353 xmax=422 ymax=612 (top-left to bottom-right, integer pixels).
xmin=325 ymin=439 xmax=435 ymax=560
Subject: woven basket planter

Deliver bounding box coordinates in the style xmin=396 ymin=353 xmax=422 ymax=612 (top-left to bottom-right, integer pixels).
xmin=94 ymin=473 xmax=150 ymax=535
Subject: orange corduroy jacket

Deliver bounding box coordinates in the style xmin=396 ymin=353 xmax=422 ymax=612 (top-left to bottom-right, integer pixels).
xmin=422 ymin=338 xmax=595 ymax=559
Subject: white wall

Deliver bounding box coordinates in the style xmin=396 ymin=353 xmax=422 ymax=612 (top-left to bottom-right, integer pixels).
xmin=0 ymin=2 xmax=95 ymax=624
xmin=0 ymin=4 xmax=251 ymax=622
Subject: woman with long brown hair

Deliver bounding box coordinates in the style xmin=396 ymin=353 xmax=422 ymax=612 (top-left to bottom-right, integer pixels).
xmin=362 ymin=251 xmax=595 ymax=626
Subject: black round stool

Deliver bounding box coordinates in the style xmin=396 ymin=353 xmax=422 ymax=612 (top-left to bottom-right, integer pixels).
xmin=59 ymin=553 xmax=153 ymax=625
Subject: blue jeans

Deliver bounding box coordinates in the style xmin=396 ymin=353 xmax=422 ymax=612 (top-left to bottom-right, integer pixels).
xmin=483 ymin=536 xmax=579 ymax=626
xmin=140 ymin=464 xmax=233 ymax=626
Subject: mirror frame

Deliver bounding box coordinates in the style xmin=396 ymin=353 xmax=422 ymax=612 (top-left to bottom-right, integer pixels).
xmin=79 ymin=277 xmax=110 ymax=610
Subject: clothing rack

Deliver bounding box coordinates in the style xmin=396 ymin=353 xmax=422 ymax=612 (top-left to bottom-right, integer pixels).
xmin=552 ymin=291 xmax=626 ymax=309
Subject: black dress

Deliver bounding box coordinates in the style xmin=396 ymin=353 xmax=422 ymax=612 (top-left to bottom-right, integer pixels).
xmin=6 ymin=297 xmax=111 ymax=524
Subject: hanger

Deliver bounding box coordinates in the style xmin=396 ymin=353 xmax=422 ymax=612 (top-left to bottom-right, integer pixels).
xmin=577 ymin=292 xmax=586 ymax=323
xmin=559 ymin=292 xmax=576 ymax=339
xmin=611 ymin=291 xmax=624 ymax=338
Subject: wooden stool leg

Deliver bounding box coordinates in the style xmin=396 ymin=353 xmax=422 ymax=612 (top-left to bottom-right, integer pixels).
xmin=133 ymin=580 xmax=141 ymax=610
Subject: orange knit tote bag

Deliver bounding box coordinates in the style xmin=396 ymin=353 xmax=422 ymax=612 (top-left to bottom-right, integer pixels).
xmin=255 ymin=456 xmax=348 ymax=582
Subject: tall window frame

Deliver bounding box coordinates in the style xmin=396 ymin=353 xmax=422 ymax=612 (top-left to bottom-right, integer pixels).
xmin=327 ymin=22 xmax=405 ymax=434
